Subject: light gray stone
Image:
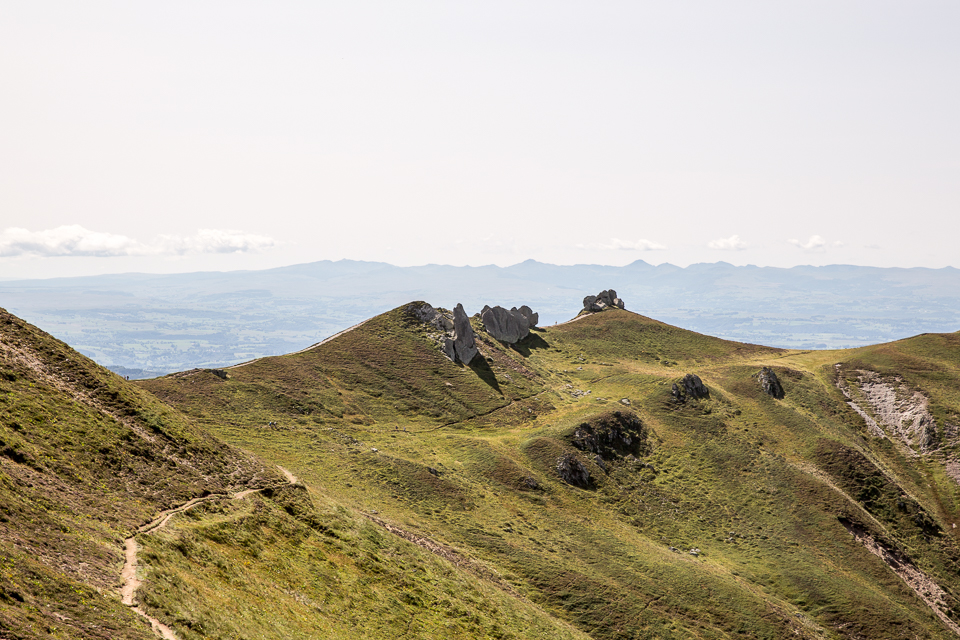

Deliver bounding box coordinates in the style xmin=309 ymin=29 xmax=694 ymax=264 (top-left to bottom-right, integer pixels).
xmin=451 ymin=303 xmax=478 ymax=364
xmin=517 ymin=305 xmax=539 ymax=328
xmin=583 ymin=290 xmax=626 ymax=312
xmin=481 ymin=305 xmax=530 ymax=344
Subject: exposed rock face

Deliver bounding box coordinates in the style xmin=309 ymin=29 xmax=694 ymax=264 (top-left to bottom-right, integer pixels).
xmin=757 ymin=367 xmax=785 ymax=399
xmin=409 ymin=302 xmax=454 ymax=332
xmin=671 ymin=374 xmax=709 ymax=402
xmin=444 ymin=303 xmax=478 ymax=365
xmin=556 ymin=454 xmax=591 ymax=488
xmin=583 ymin=289 xmax=625 ymax=313
xmin=408 ymin=301 xmax=476 ymax=365
xmin=683 ymin=374 xmax=708 ymax=399
xmin=837 ymin=368 xmax=942 ymax=452
xmin=571 ymin=411 xmax=650 ymax=461
xmin=481 ymin=305 xmax=532 ymax=344
xmin=517 ymin=305 xmax=539 ymax=328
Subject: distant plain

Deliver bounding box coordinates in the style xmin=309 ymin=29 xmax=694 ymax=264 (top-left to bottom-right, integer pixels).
xmin=2 ymin=259 xmax=958 ymax=377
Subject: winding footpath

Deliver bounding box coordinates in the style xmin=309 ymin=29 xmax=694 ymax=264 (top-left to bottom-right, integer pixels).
xmin=119 ymin=466 xmax=298 ymax=639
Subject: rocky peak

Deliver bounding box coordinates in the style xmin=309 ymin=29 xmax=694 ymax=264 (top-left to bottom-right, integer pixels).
xmin=408 ymin=302 xmax=477 ymax=365
xmin=582 ymin=289 xmax=625 ymax=313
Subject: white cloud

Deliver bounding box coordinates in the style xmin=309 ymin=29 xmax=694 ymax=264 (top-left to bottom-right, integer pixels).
xmin=159 ymin=229 xmax=278 ymax=255
xmin=788 ymin=235 xmax=846 ymax=252
xmin=0 ymin=225 xmax=278 ymax=258
xmin=0 ymin=225 xmax=147 ymax=257
xmin=708 ymin=235 xmax=747 ymax=251
xmin=578 ymin=238 xmax=667 ymax=251
xmin=788 ymin=235 xmax=827 ymax=252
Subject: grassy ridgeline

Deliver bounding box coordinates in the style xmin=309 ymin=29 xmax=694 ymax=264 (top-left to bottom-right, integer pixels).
xmin=137 ymin=305 xmax=960 ymax=638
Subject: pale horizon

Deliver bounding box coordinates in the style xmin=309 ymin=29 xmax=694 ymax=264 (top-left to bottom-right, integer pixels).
xmin=3 ymin=2 xmax=959 ymax=279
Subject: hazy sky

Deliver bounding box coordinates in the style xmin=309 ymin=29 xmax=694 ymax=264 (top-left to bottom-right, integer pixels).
xmin=2 ymin=1 xmax=959 ymax=279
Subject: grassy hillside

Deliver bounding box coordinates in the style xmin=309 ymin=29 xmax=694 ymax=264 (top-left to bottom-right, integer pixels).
xmin=138 ymin=305 xmax=960 ymax=639
xmin=0 ymin=307 xmax=282 ymax=638
xmin=0 ymin=307 xmax=591 ymax=640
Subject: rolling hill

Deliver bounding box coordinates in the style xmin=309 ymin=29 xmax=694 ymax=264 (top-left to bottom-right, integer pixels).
xmin=3 ymin=299 xmax=960 ymax=639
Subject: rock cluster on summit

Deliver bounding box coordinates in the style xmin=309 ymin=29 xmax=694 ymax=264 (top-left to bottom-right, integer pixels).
xmin=481 ymin=305 xmax=538 ymax=344
xmin=409 ymin=302 xmax=477 ymax=365
xmin=443 ymin=303 xmax=479 ymax=364
xmin=583 ymin=289 xmax=625 ymax=313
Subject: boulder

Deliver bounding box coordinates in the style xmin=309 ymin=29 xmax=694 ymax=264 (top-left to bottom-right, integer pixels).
xmin=583 ymin=290 xmax=626 ymax=313
xmin=481 ymin=305 xmax=531 ymax=344
xmin=682 ymin=374 xmax=709 ymax=399
xmin=556 ymin=454 xmax=591 ymax=488
xmin=450 ymin=303 xmax=478 ymax=365
xmin=408 ymin=301 xmax=476 ymax=364
xmin=517 ymin=305 xmax=539 ymax=328
xmin=671 ymin=374 xmax=709 ymax=402
xmin=757 ymin=367 xmax=785 ymax=399
xmin=408 ymin=302 xmax=454 ymax=332
xmin=570 ymin=411 xmax=650 ymax=460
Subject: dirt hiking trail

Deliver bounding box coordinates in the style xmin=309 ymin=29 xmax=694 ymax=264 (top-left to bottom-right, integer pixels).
xmin=119 ymin=466 xmax=296 ymax=639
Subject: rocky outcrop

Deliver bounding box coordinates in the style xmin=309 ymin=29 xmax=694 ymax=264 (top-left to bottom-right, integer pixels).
xmin=556 ymin=454 xmax=591 ymax=488
xmin=408 ymin=302 xmax=477 ymax=365
xmin=409 ymin=302 xmax=454 ymax=332
xmin=757 ymin=367 xmax=785 ymax=399
xmin=481 ymin=305 xmax=534 ymax=344
xmin=671 ymin=374 xmax=709 ymax=402
xmin=443 ymin=303 xmax=478 ymax=365
xmin=838 ymin=368 xmax=942 ymax=452
xmin=571 ymin=411 xmax=649 ymax=460
xmin=583 ymin=289 xmax=625 ymax=313
xmin=517 ymin=305 xmax=539 ymax=328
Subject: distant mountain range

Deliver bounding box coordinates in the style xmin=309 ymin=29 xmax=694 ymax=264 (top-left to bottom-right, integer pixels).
xmin=1 ymin=259 xmax=958 ymax=375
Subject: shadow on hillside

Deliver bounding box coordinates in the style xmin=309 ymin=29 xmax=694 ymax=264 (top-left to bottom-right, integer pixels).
xmin=511 ymin=332 xmax=550 ymax=358
xmin=468 ymin=356 xmax=502 ymax=394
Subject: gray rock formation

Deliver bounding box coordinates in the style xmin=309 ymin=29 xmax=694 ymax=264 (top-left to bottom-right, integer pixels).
xmin=683 ymin=374 xmax=709 ymax=399
xmin=409 ymin=302 xmax=454 ymax=332
xmin=517 ymin=305 xmax=539 ymax=327
xmin=452 ymin=303 xmax=478 ymax=364
xmin=409 ymin=301 xmax=476 ymax=365
xmin=571 ymin=411 xmax=649 ymax=460
xmin=671 ymin=374 xmax=709 ymax=402
xmin=481 ymin=305 xmax=531 ymax=344
xmin=556 ymin=454 xmax=591 ymax=488
xmin=583 ymin=289 xmax=625 ymax=313
xmin=757 ymin=367 xmax=785 ymax=399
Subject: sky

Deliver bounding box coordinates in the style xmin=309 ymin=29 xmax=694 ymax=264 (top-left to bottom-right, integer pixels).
xmin=2 ymin=1 xmax=959 ymax=279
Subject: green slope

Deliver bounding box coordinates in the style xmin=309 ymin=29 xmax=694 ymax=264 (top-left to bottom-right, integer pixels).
xmin=138 ymin=305 xmax=960 ymax=639
xmin=7 ymin=298 xmax=960 ymax=639
xmin=0 ymin=307 xmax=589 ymax=640
xmin=0 ymin=307 xmax=277 ymax=638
